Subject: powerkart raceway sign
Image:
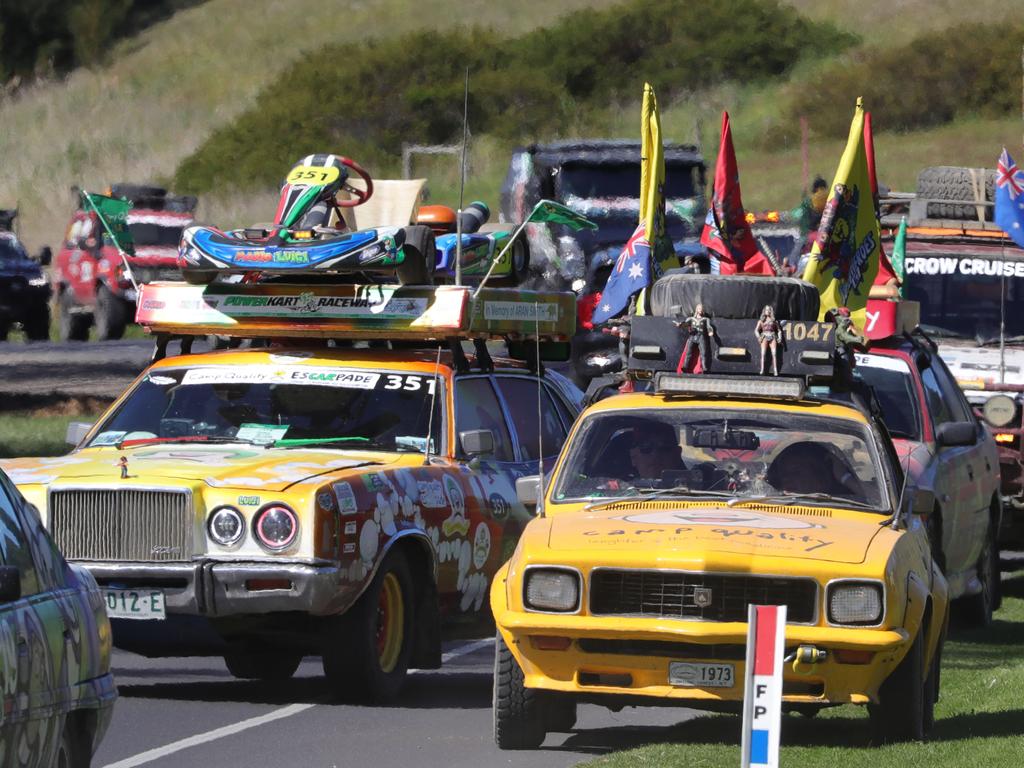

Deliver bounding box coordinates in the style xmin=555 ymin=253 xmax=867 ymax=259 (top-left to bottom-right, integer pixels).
xmin=741 ymin=604 xmax=786 ymax=768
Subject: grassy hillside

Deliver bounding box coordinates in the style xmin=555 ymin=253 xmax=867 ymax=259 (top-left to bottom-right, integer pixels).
xmin=0 ymin=0 xmax=620 ymax=251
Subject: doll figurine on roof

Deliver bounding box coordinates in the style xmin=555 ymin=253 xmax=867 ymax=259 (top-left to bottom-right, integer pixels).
xmin=755 ymin=305 xmax=783 ymax=375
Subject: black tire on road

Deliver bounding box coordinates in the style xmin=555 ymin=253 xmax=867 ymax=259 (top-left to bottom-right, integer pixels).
xmin=55 ymin=716 xmax=88 ymax=768
xmin=397 ymin=225 xmax=436 ymax=286
xmin=224 ymin=651 xmax=303 ymax=681
xmin=493 ymin=632 xmax=548 ymax=749
xmin=915 ymin=166 xmax=995 ymax=221
xmin=95 ymin=283 xmax=128 ymax=340
xmin=869 ymin=629 xmax=929 ymax=743
xmin=961 ymin=520 xmax=998 ymax=627
xmin=57 ymin=291 xmax=91 ymax=342
xmin=23 ymin=301 xmax=51 ymax=341
xmin=322 ymin=552 xmax=415 ymax=704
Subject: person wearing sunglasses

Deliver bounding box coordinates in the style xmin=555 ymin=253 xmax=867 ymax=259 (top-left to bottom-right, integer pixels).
xmin=627 ymin=422 xmax=686 ymax=482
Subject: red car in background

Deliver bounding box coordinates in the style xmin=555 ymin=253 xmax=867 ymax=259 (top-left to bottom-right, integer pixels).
xmin=54 ymin=184 xmax=196 ymax=340
xmin=854 ymin=333 xmax=1002 ymax=625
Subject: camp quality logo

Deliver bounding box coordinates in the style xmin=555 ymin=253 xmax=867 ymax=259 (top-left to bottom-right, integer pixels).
xmin=616 ymin=509 xmax=824 ymax=530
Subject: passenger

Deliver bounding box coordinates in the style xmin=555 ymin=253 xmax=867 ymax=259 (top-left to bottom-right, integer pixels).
xmin=765 ymin=441 xmax=864 ymax=499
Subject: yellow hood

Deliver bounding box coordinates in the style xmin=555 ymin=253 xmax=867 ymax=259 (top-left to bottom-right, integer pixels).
xmin=546 ymin=504 xmax=884 ymax=565
xmin=1 ymin=444 xmax=394 ymax=492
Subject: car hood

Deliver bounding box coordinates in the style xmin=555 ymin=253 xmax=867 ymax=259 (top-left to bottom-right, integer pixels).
xmin=938 ymin=341 xmax=1024 ymax=393
xmin=546 ymin=504 xmax=886 ymax=564
xmin=0 ymin=444 xmax=397 ymax=492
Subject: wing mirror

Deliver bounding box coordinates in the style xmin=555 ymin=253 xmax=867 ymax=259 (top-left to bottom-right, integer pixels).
xmin=935 ymin=421 xmax=976 ymax=448
xmin=0 ymin=566 xmax=20 ymax=604
xmin=910 ymin=487 xmax=935 ymax=516
xmin=36 ymin=246 xmax=52 ymax=266
xmin=516 ymin=475 xmax=542 ymax=507
xmin=459 ymin=429 xmax=494 ymax=458
xmin=65 ymin=421 xmax=94 ymax=447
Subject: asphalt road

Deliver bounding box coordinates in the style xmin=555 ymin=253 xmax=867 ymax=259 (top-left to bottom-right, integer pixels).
xmin=93 ymin=639 xmax=702 ymax=768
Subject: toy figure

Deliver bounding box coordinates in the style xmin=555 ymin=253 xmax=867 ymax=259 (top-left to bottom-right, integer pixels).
xmin=676 ymin=303 xmax=715 ymax=372
xmin=828 ymin=306 xmax=867 ymax=349
xmin=755 ymin=305 xmax=783 ymax=375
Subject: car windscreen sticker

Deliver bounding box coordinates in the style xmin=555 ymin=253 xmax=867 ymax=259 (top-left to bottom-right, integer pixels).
xmin=854 ymin=354 xmax=911 ymax=372
xmin=236 ymin=423 xmax=290 ymax=444
xmin=91 ymin=431 xmax=127 ymax=446
xmin=145 ymin=375 xmax=177 ymax=386
xmin=181 ymin=366 xmax=382 ymax=389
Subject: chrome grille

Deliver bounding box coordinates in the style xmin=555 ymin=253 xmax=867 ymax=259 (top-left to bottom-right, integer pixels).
xmin=49 ymin=488 xmax=193 ymax=562
xmin=589 ymin=569 xmax=817 ymax=623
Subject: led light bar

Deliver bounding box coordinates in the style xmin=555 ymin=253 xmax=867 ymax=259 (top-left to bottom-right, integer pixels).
xmin=655 ymin=373 xmax=805 ymax=400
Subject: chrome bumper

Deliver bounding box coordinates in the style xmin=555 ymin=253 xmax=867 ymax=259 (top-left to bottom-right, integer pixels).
xmin=80 ymin=560 xmax=351 ymax=617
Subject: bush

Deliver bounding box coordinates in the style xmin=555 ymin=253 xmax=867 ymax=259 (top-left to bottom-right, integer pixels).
xmin=173 ymin=0 xmax=854 ymax=193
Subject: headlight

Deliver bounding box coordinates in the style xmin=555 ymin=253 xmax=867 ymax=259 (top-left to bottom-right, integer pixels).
xmin=828 ymin=582 xmax=883 ymax=625
xmin=208 ymin=506 xmax=245 ymax=547
xmin=254 ymin=504 xmax=298 ymax=551
xmin=524 ymin=568 xmax=580 ymax=612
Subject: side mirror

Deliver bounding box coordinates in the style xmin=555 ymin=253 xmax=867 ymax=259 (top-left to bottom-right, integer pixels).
xmin=516 ymin=475 xmax=542 ymax=507
xmin=936 ymin=421 xmax=976 ymax=448
xmin=914 ymin=350 xmax=931 ymax=371
xmin=65 ymin=421 xmax=94 ymax=447
xmin=0 ymin=566 xmax=20 ymax=604
xmin=459 ymin=429 xmax=494 ymax=458
xmin=911 ymin=487 xmax=935 ymax=516
xmin=36 ymin=246 xmax=52 ymax=266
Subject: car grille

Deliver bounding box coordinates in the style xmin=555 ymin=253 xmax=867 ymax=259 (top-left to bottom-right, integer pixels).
xmin=49 ymin=488 xmax=193 ymax=562
xmin=589 ymin=569 xmax=817 ymax=623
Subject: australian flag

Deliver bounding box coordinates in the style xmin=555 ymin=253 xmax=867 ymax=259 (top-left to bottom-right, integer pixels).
xmin=592 ymin=223 xmax=652 ymax=324
xmin=996 ymin=148 xmax=1024 ymax=250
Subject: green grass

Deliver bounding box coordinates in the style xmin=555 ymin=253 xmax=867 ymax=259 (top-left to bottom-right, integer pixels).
xmin=581 ymin=573 xmax=1024 ymax=767
xmin=0 ymin=411 xmax=101 ymax=458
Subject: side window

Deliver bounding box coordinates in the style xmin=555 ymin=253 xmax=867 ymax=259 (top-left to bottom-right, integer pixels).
xmin=495 ymin=377 xmax=568 ymax=461
xmin=930 ymin=358 xmax=974 ymax=422
xmin=0 ymin=482 xmax=40 ymax=597
xmin=545 ymin=382 xmax=578 ymax=434
xmin=920 ymin=366 xmax=955 ymax=426
xmin=454 ymin=377 xmax=514 ymax=462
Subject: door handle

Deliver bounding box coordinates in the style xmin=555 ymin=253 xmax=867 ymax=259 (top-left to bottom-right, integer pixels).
xmin=967 ymin=466 xmax=975 ymax=481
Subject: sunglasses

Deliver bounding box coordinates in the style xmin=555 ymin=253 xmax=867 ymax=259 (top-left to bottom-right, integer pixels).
xmin=632 ymin=442 xmax=675 ymax=455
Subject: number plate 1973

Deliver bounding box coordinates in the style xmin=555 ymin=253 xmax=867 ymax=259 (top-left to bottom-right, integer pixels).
xmin=669 ymin=661 xmax=735 ymax=688
xmin=103 ymin=589 xmax=166 ymax=620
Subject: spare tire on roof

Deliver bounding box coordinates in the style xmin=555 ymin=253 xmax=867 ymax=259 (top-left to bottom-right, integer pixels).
xmin=649 ymin=273 xmax=820 ymax=320
xmin=915 ymin=166 xmax=994 ymax=221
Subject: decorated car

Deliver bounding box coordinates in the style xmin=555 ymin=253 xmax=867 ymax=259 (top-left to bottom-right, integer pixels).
xmin=0 ymin=467 xmax=116 ymax=766
xmin=2 ymin=279 xmax=581 ymax=703
xmin=491 ymin=275 xmax=948 ymax=748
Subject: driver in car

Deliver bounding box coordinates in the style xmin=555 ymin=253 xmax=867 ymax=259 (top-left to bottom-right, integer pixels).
xmin=626 ymin=422 xmax=687 ymax=482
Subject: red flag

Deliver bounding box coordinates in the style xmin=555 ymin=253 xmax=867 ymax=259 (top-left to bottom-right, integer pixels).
xmin=700 ymin=111 xmax=773 ymax=275
xmin=863 ymin=111 xmax=897 ymax=285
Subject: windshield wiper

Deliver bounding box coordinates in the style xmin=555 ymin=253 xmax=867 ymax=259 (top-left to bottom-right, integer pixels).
xmin=583 ymin=487 xmax=736 ymax=512
xmin=117 ymin=435 xmax=261 ymax=448
xmin=727 ymin=492 xmax=875 ymax=510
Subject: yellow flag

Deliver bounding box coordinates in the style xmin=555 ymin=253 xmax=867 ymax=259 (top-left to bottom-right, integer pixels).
xmin=801 ymin=98 xmax=881 ymax=328
xmin=641 ymin=83 xmax=678 ymax=275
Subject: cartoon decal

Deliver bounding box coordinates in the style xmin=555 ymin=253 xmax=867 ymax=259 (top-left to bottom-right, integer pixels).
xmin=441 ymin=474 xmax=469 ymax=537
xmin=333 ymin=482 xmax=358 ymax=515
xmin=472 ymin=522 xmax=491 ymax=569
xmin=417 ymin=480 xmax=446 ymax=509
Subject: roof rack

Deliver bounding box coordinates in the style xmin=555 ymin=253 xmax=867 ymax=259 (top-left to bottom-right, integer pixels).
xmin=135 ymin=280 xmax=575 ymax=355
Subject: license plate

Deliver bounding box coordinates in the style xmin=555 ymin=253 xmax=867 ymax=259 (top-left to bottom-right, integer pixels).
xmin=669 ymin=661 xmax=735 ymax=688
xmin=103 ymin=589 xmax=166 ymax=620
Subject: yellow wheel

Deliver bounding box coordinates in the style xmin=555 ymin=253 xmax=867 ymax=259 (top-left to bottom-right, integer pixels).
xmin=376 ymin=572 xmax=405 ymax=673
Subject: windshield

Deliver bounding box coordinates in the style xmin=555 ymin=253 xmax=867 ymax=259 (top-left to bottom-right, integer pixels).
xmin=128 ymin=222 xmax=186 ymax=247
xmin=552 ymin=408 xmax=888 ymax=511
xmin=904 ymin=255 xmax=1024 ymax=342
xmin=558 ymin=162 xmax=698 ymax=200
xmin=88 ymin=365 xmax=442 ymax=452
xmin=853 ymin=354 xmax=922 ymax=441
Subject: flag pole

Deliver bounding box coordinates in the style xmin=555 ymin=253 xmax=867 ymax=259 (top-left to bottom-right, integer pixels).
xmin=472 ymin=202 xmax=538 ymax=299
xmin=82 ymin=189 xmax=139 ymax=293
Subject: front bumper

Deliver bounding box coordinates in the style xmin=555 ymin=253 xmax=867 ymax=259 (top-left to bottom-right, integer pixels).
xmin=81 ymin=559 xmax=350 ymax=617
xmin=494 ymin=608 xmax=909 ymax=707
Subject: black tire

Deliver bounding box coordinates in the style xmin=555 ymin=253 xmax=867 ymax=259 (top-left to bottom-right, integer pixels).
xmin=94 ymin=283 xmax=127 ymax=340
xmin=961 ymin=520 xmax=998 ymax=627
xmin=493 ymin=632 xmax=547 ymax=749
xmin=916 ymin=166 xmax=995 ymax=221
xmin=108 ymin=183 xmax=166 ymax=202
xmin=182 ymin=270 xmax=217 ymax=285
xmin=224 ymin=651 xmax=302 ymax=681
xmin=509 ymin=238 xmax=530 ymax=282
xmin=869 ymin=629 xmax=927 ymax=743
xmin=397 ymin=225 xmax=436 ymax=286
xmin=649 ymin=273 xmax=820 ymax=320
xmin=322 ymin=552 xmax=414 ymax=704
xmin=55 ymin=716 xmax=88 ymax=768
xmin=22 ymin=300 xmax=51 ymax=341
xmin=57 ymin=291 xmax=91 ymax=342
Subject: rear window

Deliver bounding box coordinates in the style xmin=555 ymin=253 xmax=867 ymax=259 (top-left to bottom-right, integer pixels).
xmin=854 ymin=353 xmax=922 ymax=440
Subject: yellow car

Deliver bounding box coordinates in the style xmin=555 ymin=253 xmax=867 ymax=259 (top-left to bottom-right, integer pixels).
xmin=492 ymin=372 xmax=949 ymax=747
xmin=2 ymin=282 xmax=582 ymax=703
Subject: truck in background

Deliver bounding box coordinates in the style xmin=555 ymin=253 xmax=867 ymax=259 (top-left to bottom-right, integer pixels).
xmin=54 ymin=184 xmax=196 ymax=341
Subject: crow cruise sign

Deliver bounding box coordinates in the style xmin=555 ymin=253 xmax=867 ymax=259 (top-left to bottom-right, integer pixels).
xmin=741 ymin=604 xmax=787 ymax=768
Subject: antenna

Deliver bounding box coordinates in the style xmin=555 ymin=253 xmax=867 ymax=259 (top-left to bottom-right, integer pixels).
xmin=423 ymin=344 xmax=442 ymax=466
xmin=535 ymin=302 xmax=545 ymax=518
xmin=455 ymin=67 xmax=470 ymax=287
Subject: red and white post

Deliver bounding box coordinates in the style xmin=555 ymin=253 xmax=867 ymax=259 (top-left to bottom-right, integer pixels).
xmin=741 ymin=604 xmax=787 ymax=768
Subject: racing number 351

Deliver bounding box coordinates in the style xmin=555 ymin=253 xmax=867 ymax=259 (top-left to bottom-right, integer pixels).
xmin=384 ymin=374 xmax=436 ymax=394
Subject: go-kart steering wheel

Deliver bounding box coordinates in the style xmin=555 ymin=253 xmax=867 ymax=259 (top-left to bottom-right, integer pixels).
xmin=335 ymin=156 xmax=374 ymax=208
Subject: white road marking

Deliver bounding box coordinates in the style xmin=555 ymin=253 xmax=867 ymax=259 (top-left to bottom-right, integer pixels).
xmin=100 ymin=703 xmax=317 ymax=768
xmin=102 ymin=637 xmax=495 ymax=768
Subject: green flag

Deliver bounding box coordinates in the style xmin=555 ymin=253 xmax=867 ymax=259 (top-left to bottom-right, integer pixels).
xmin=891 ymin=215 xmax=907 ymax=297
xmin=527 ymin=199 xmax=597 ymax=231
xmin=82 ymin=191 xmax=134 ymax=254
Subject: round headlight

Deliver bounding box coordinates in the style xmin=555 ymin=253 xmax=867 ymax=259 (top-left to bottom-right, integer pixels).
xmin=254 ymin=504 xmax=298 ymax=551
xmin=208 ymin=506 xmax=244 ymax=547
xmin=524 ymin=568 xmax=580 ymax=612
xmin=828 ymin=582 xmax=883 ymax=625
xmin=983 ymin=394 xmax=1017 ymax=428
